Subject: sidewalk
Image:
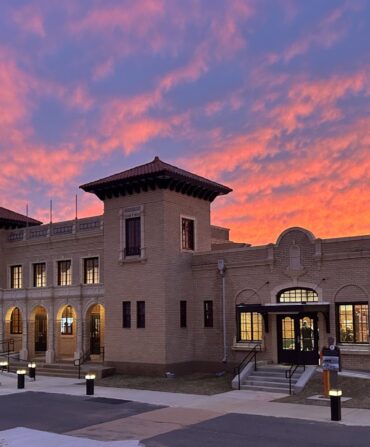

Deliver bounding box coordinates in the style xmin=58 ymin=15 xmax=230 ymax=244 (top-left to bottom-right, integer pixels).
xmin=1 ymin=372 xmax=370 ymax=428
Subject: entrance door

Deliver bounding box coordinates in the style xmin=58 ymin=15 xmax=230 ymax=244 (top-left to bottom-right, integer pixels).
xmin=277 ymin=313 xmax=319 ymax=364
xmin=35 ymin=314 xmax=47 ymax=352
xmin=90 ymin=313 xmax=101 ymax=355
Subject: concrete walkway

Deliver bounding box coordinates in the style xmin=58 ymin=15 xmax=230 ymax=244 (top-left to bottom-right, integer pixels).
xmin=1 ymin=371 xmax=370 ymax=432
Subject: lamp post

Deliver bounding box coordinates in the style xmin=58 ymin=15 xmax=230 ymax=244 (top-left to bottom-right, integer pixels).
xmin=329 ymin=389 xmax=342 ymax=421
xmin=17 ymin=369 xmax=26 ymax=389
xmin=85 ymin=373 xmax=96 ymax=395
xmin=28 ymin=362 xmax=36 ymax=380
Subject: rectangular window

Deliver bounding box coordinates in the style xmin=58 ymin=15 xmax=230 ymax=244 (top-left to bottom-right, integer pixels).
xmin=84 ymin=257 xmax=99 ymax=284
xmin=125 ymin=217 xmax=141 ymax=256
xmin=181 ymin=218 xmax=195 ymax=250
xmin=338 ymin=303 xmax=369 ymax=344
xmin=180 ymin=301 xmax=187 ymax=328
xmin=33 ymin=263 xmax=46 ymax=287
xmin=122 ymin=301 xmax=131 ymax=328
xmin=137 ymin=301 xmax=145 ymax=328
xmin=10 ymin=265 xmax=22 ymax=289
xmin=239 ymin=312 xmax=263 ymax=342
xmin=204 ymin=301 xmax=213 ymax=327
xmin=58 ymin=260 xmax=72 ymax=286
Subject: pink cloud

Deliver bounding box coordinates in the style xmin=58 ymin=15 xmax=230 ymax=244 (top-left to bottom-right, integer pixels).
xmin=13 ymin=5 xmax=46 ymax=38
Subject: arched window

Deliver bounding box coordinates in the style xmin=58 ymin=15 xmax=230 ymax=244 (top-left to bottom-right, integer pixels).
xmin=278 ymin=288 xmax=318 ymax=303
xmin=61 ymin=305 xmax=73 ymax=335
xmin=10 ymin=307 xmax=22 ymax=334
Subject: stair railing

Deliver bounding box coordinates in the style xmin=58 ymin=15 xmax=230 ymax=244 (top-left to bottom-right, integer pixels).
xmin=0 ymin=339 xmax=15 ymax=372
xmin=234 ymin=343 xmax=261 ymax=390
xmin=74 ymin=350 xmax=91 ymax=379
xmin=285 ymin=362 xmax=306 ymax=395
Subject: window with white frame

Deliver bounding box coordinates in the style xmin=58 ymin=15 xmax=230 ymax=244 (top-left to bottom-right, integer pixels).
xmin=33 ymin=263 xmax=46 ymax=287
xmin=181 ymin=217 xmax=195 ymax=251
xmin=120 ymin=206 xmax=144 ymax=260
xmin=58 ymin=260 xmax=72 ymax=286
xmin=83 ymin=257 xmax=99 ymax=284
xmin=10 ymin=265 xmax=22 ymax=289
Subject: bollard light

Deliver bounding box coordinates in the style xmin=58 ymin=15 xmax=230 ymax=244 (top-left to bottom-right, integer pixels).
xmin=28 ymin=362 xmax=37 ymax=380
xmin=85 ymin=373 xmax=96 ymax=396
xmin=329 ymin=389 xmax=342 ymax=421
xmin=17 ymin=369 xmax=26 ymax=389
xmin=0 ymin=361 xmax=8 ymax=373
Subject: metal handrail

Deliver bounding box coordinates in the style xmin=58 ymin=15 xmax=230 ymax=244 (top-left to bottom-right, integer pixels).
xmin=74 ymin=350 xmax=91 ymax=379
xmin=285 ymin=362 xmax=306 ymax=394
xmin=234 ymin=343 xmax=261 ymax=390
xmin=74 ymin=346 xmax=105 ymax=379
xmin=0 ymin=339 xmax=15 ymax=372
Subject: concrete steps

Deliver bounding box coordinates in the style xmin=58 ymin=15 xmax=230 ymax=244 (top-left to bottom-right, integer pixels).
xmin=241 ymin=365 xmax=305 ymax=394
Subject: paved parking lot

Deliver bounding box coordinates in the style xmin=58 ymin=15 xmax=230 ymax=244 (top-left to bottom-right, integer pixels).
xmin=1 ymin=392 xmax=370 ymax=446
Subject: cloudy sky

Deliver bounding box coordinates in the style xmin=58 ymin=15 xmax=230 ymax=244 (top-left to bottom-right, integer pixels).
xmin=1 ymin=0 xmax=369 ymax=244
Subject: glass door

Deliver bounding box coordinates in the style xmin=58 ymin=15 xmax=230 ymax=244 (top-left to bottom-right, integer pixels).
xmin=277 ymin=313 xmax=319 ymax=364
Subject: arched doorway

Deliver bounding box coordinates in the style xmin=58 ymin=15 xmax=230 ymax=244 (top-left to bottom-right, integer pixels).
xmin=85 ymin=304 xmax=105 ymax=359
xmin=56 ymin=305 xmax=77 ymax=360
xmin=30 ymin=306 xmax=47 ymax=356
xmin=4 ymin=307 xmax=23 ymax=352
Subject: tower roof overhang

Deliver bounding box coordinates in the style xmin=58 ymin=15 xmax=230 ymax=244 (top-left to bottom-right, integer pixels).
xmin=80 ymin=156 xmax=232 ymax=202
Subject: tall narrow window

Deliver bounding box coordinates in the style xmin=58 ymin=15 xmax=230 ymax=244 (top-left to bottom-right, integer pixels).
xmin=61 ymin=305 xmax=73 ymax=335
xmin=84 ymin=257 xmax=99 ymax=284
xmin=58 ymin=260 xmax=72 ymax=286
xmin=137 ymin=301 xmax=145 ymax=328
xmin=204 ymin=301 xmax=213 ymax=327
xmin=239 ymin=312 xmax=263 ymax=342
xmin=10 ymin=265 xmax=22 ymax=289
xmin=122 ymin=301 xmax=131 ymax=328
xmin=338 ymin=304 xmax=369 ymax=344
xmin=181 ymin=218 xmax=195 ymax=250
xmin=33 ymin=263 xmax=46 ymax=287
xmin=125 ymin=217 xmax=141 ymax=256
xmin=180 ymin=301 xmax=187 ymax=328
xmin=10 ymin=307 xmax=22 ymax=334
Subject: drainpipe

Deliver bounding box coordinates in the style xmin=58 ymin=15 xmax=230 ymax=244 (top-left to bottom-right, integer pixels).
xmin=217 ymin=260 xmax=227 ymax=363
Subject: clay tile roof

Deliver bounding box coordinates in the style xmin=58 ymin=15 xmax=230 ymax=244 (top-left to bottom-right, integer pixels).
xmin=80 ymin=156 xmax=232 ymax=202
xmin=0 ymin=206 xmax=42 ymax=229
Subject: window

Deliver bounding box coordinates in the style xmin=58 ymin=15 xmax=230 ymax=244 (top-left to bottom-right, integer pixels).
xmin=137 ymin=301 xmax=145 ymax=328
xmin=238 ymin=312 xmax=263 ymax=342
xmin=181 ymin=218 xmax=195 ymax=250
xmin=204 ymin=301 xmax=213 ymax=327
xmin=122 ymin=301 xmax=131 ymax=328
xmin=10 ymin=307 xmax=22 ymax=334
xmin=84 ymin=257 xmax=99 ymax=284
xmin=278 ymin=288 xmax=318 ymax=303
xmin=10 ymin=265 xmax=22 ymax=289
xmin=338 ymin=304 xmax=369 ymax=344
xmin=61 ymin=305 xmax=73 ymax=335
xmin=33 ymin=263 xmax=46 ymax=287
xmin=180 ymin=301 xmax=187 ymax=328
xmin=125 ymin=217 xmax=141 ymax=256
xmin=58 ymin=260 xmax=72 ymax=286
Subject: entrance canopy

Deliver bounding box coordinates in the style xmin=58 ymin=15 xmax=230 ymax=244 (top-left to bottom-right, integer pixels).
xmin=236 ymin=303 xmax=330 ymax=332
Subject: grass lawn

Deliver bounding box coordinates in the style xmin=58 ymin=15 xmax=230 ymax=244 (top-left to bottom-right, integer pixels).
xmin=274 ymin=372 xmax=370 ymax=409
xmin=96 ymin=372 xmax=234 ymax=395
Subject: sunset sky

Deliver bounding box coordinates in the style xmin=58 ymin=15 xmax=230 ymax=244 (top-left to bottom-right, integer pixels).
xmin=1 ymin=0 xmax=369 ymax=245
